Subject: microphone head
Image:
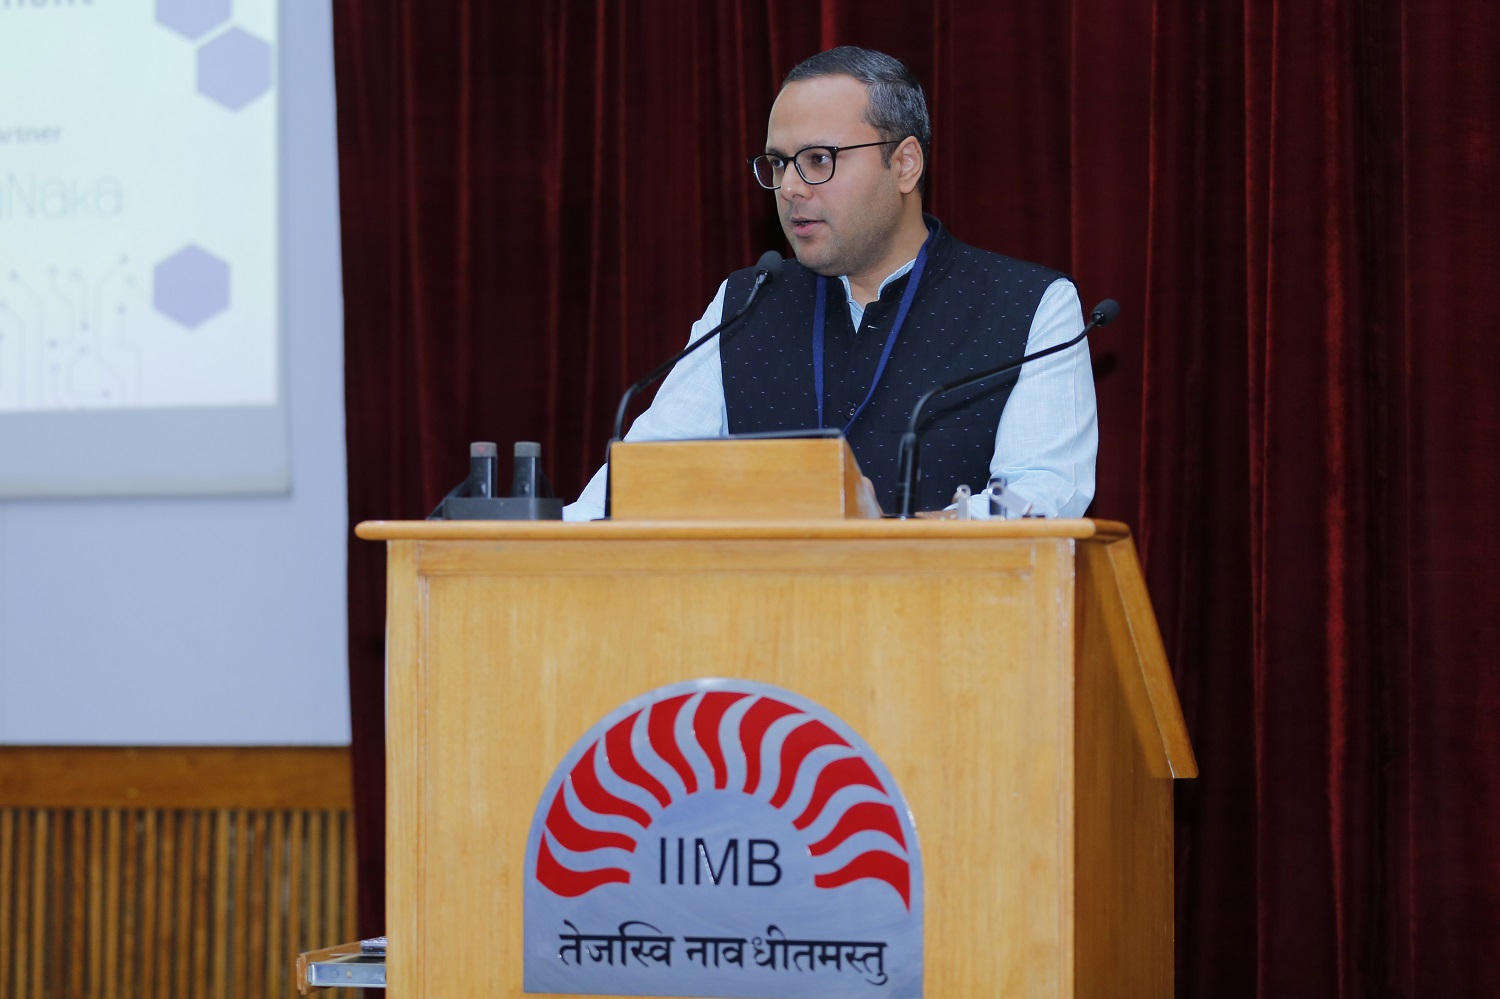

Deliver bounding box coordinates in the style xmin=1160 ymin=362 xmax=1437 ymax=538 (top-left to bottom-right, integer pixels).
xmin=1090 ymin=299 xmax=1121 ymax=326
xmin=755 ymin=250 xmax=783 ymax=283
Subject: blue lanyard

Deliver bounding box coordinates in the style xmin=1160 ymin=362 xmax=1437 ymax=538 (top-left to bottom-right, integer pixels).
xmin=812 ymin=229 xmax=933 ymax=433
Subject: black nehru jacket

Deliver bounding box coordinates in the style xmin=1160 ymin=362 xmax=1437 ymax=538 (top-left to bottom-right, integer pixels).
xmin=720 ymin=216 xmax=1068 ymax=512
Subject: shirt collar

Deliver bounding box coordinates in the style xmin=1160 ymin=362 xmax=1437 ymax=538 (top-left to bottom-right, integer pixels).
xmin=837 ymin=257 xmax=918 ymax=307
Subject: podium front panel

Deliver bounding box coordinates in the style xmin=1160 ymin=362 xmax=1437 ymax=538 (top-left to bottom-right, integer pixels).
xmin=367 ymin=521 xmax=1185 ymax=999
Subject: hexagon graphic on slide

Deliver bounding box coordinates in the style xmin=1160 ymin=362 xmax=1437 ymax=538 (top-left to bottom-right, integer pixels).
xmin=197 ymin=29 xmax=274 ymax=111
xmin=154 ymin=246 xmax=230 ymax=329
xmin=156 ymin=0 xmax=232 ymax=41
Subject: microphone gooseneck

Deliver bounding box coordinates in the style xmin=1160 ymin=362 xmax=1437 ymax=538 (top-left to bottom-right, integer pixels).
xmin=895 ymin=298 xmax=1119 ymax=518
xmin=610 ymin=251 xmax=782 ymax=442
xmin=602 ymin=251 xmax=783 ymax=518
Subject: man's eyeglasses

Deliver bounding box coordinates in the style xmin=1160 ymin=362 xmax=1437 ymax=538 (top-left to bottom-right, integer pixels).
xmin=748 ymin=140 xmax=902 ymax=190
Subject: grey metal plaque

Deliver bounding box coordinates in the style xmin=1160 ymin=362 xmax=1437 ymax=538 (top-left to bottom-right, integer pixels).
xmin=522 ymin=679 xmax=924 ymax=997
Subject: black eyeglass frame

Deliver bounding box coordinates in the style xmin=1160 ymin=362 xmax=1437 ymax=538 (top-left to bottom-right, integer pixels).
xmin=747 ymin=139 xmax=903 ymax=189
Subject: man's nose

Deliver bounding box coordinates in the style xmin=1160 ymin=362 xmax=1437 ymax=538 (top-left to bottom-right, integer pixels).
xmin=779 ymin=165 xmax=811 ymax=201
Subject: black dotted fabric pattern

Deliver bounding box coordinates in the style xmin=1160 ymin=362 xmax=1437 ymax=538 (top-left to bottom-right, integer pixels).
xmin=720 ymin=216 xmax=1067 ymax=511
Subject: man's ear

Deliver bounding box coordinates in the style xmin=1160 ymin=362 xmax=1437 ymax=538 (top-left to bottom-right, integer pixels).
xmin=895 ymin=136 xmax=924 ymax=194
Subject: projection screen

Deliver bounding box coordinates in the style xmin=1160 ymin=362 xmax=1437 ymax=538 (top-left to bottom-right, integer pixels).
xmin=0 ymin=0 xmax=284 ymax=496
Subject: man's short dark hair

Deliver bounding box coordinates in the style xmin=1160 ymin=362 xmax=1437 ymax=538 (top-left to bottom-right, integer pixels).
xmin=783 ymin=46 xmax=931 ymax=192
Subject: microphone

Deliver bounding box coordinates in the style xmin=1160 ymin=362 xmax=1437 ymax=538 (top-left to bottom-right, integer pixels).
xmin=600 ymin=251 xmax=782 ymax=518
xmin=894 ymin=298 xmax=1119 ymax=518
xmin=467 ymin=441 xmax=498 ymax=498
xmin=611 ymin=250 xmax=783 ymax=441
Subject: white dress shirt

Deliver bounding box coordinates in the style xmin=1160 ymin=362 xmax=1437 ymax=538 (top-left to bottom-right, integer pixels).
xmin=564 ymin=265 xmax=1097 ymax=521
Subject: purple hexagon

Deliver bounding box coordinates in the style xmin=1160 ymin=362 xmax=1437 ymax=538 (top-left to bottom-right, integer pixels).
xmin=153 ymin=245 xmax=230 ymax=329
xmin=197 ymin=28 xmax=273 ymax=111
xmin=156 ymin=0 xmax=232 ymax=41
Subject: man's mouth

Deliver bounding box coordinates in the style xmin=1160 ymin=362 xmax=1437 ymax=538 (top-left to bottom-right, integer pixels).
xmin=788 ymin=217 xmax=821 ymax=236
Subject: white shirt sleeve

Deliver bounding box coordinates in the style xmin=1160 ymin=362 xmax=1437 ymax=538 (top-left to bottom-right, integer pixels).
xmin=966 ymin=277 xmax=1098 ymax=518
xmin=563 ymin=282 xmax=732 ymax=521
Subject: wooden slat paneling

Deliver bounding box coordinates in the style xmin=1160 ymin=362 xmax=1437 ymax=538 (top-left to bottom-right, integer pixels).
xmin=246 ymin=812 xmax=267 ymax=999
xmin=172 ymin=812 xmax=192 ymax=999
xmin=231 ymin=810 xmax=249 ymax=998
xmin=0 ymin=748 xmax=356 ymax=999
xmin=1 ymin=809 xmax=13 ymax=997
xmin=120 ymin=810 xmax=138 ymax=999
xmin=265 ymin=812 xmax=285 ymax=996
xmin=103 ymin=809 xmax=121 ymax=999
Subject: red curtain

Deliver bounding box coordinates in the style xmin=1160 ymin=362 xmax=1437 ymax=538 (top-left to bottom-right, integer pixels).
xmin=331 ymin=2 xmax=1499 ymax=994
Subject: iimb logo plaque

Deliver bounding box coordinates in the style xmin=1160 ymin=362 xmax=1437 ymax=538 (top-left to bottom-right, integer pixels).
xmin=522 ymin=679 xmax=924 ymax=998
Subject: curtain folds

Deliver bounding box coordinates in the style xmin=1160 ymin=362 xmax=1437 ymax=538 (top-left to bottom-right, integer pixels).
xmin=331 ymin=2 xmax=1498 ymax=994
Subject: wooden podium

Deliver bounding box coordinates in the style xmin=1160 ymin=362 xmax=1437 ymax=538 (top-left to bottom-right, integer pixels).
xmin=357 ymin=439 xmax=1196 ymax=998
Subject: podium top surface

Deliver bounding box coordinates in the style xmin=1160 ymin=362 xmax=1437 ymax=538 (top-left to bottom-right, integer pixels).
xmin=355 ymin=517 xmax=1132 ymax=542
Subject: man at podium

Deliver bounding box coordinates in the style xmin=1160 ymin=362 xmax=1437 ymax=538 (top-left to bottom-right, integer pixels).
xmin=566 ymin=46 xmax=1097 ymax=520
